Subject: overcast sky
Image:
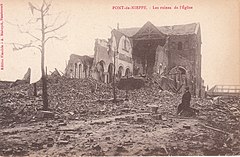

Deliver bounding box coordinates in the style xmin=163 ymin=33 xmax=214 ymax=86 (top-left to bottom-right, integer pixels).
xmin=0 ymin=0 xmax=240 ymax=88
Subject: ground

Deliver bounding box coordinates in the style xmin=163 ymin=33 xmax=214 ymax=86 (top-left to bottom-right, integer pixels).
xmin=0 ymin=76 xmax=240 ymax=156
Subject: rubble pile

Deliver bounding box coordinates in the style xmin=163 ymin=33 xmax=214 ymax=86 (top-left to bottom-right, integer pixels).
xmin=194 ymin=97 xmax=240 ymax=154
xmin=196 ymin=97 xmax=240 ymax=131
xmin=0 ymin=83 xmax=43 ymax=126
xmin=47 ymin=76 xmax=120 ymax=120
xmin=0 ymin=81 xmax=13 ymax=89
xmin=0 ymin=75 xmax=240 ymax=156
xmin=0 ymin=76 xmax=124 ymax=125
xmin=0 ymin=75 xmax=180 ymax=125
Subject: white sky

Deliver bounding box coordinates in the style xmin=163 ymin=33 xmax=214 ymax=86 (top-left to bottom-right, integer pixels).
xmin=0 ymin=0 xmax=240 ymax=88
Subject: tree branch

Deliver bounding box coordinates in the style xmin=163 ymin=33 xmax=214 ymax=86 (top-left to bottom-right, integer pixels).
xmin=44 ymin=35 xmax=67 ymax=44
xmin=16 ymin=24 xmax=41 ymax=41
xmin=8 ymin=0 xmax=67 ymax=54
xmin=43 ymin=1 xmax=52 ymax=15
xmin=45 ymin=18 xmax=68 ymax=34
xmin=45 ymin=12 xmax=63 ymax=29
xmin=7 ymin=42 xmax=42 ymax=52
xmin=28 ymin=17 xmax=41 ymax=24
xmin=24 ymin=31 xmax=41 ymax=41
xmin=28 ymin=2 xmax=41 ymax=14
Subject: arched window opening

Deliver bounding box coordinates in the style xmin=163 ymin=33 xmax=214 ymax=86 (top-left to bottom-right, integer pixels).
xmin=178 ymin=42 xmax=183 ymax=50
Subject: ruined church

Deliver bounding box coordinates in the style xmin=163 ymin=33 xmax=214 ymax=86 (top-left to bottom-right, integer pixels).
xmin=65 ymin=21 xmax=205 ymax=97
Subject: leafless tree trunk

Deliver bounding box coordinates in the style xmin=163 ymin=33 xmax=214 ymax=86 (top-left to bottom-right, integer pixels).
xmin=9 ymin=0 xmax=67 ymax=110
xmin=40 ymin=5 xmax=48 ymax=110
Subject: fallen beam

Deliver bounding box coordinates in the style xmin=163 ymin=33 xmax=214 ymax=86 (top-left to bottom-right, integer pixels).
xmin=199 ymin=123 xmax=231 ymax=135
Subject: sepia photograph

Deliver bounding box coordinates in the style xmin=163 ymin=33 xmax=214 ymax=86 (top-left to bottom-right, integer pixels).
xmin=0 ymin=0 xmax=240 ymax=156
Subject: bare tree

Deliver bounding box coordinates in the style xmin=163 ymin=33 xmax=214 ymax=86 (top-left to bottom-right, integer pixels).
xmin=9 ymin=0 xmax=67 ymax=110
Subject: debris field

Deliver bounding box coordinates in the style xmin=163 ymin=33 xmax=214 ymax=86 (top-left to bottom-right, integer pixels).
xmin=0 ymin=76 xmax=240 ymax=156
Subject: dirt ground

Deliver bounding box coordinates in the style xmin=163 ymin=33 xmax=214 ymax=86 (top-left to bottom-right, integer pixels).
xmin=0 ymin=77 xmax=240 ymax=156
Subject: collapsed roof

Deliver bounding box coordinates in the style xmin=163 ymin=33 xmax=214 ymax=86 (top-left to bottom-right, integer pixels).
xmin=116 ymin=22 xmax=200 ymax=37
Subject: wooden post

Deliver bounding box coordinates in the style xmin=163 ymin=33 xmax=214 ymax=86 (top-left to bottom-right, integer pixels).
xmin=113 ymin=49 xmax=117 ymax=103
xmin=33 ymin=83 xmax=37 ymax=96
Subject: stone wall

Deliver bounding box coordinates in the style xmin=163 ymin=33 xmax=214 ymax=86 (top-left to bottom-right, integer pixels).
xmin=166 ymin=34 xmax=202 ymax=96
xmin=65 ymin=54 xmax=93 ymax=79
xmin=153 ymin=45 xmax=168 ymax=74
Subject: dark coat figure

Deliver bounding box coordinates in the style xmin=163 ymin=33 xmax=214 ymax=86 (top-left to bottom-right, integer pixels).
xmin=182 ymin=88 xmax=191 ymax=108
xmin=177 ymin=87 xmax=191 ymax=115
xmin=177 ymin=87 xmax=199 ymax=116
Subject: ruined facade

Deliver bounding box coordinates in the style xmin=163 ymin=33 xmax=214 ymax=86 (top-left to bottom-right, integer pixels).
xmin=65 ymin=22 xmax=204 ymax=97
xmin=91 ymin=37 xmax=133 ymax=84
xmin=65 ymin=54 xmax=93 ymax=79
xmin=92 ymin=21 xmax=204 ymax=97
